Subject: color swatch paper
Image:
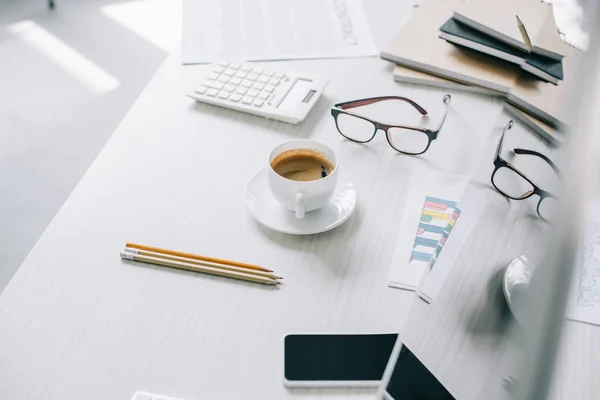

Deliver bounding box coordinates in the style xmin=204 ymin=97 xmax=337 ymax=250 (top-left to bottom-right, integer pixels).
xmin=388 ymin=169 xmax=470 ymax=291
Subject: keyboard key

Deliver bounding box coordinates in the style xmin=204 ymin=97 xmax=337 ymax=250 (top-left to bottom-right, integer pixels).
xmin=234 ymin=71 xmax=247 ymax=78
xmin=217 ymin=75 xmax=230 ymax=83
xmin=241 ymin=80 xmax=253 ymax=88
xmin=269 ymin=77 xmax=280 ymax=85
xmin=235 ymin=87 xmax=247 ymax=95
xmin=264 ymin=85 xmax=275 ymax=93
xmin=213 ymin=66 xmax=225 ymax=74
xmin=253 ymin=82 xmax=265 ymax=90
xmin=247 ymin=73 xmax=259 ymax=81
xmin=206 ymin=89 xmax=218 ymax=97
xmin=218 ymin=61 xmax=230 ymax=67
xmin=207 ymin=73 xmax=219 ymax=80
xmin=224 ymin=84 xmax=236 ymax=92
xmin=240 ymin=64 xmax=252 ymax=72
xmin=218 ymin=91 xmax=230 ymax=99
xmin=247 ymin=89 xmax=259 ymax=97
xmin=230 ymin=94 xmax=242 ymax=102
xmin=242 ymin=96 xmax=253 ymax=104
xmin=223 ymin=68 xmax=236 ymax=76
xmin=196 ymin=86 xmax=207 ymax=94
xmin=205 ymin=81 xmax=224 ymax=89
xmin=258 ymin=75 xmax=270 ymax=83
xmin=274 ymin=72 xmax=284 ymax=78
xmin=253 ymin=99 xmax=264 ymax=107
xmin=230 ymin=77 xmax=242 ymax=85
xmin=258 ymin=92 xmax=269 ymax=100
xmin=252 ymin=67 xmax=264 ymax=74
xmin=230 ymin=63 xmax=241 ymax=69
xmin=263 ymin=70 xmax=274 ymax=77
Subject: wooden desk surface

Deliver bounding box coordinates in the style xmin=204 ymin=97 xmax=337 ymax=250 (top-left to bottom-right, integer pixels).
xmin=0 ymin=3 xmax=597 ymax=399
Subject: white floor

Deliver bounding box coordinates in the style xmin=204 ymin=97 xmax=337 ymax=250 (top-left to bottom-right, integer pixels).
xmin=0 ymin=0 xmax=181 ymax=290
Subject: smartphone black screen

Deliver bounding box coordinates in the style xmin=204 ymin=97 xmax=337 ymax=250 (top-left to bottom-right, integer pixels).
xmin=284 ymin=333 xmax=397 ymax=382
xmin=386 ymin=344 xmax=456 ymax=400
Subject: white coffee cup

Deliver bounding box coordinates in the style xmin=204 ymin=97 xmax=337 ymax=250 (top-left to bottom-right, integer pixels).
xmin=268 ymin=140 xmax=339 ymax=219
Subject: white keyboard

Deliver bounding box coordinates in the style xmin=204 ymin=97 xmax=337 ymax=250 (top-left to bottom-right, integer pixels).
xmin=131 ymin=391 xmax=185 ymax=400
xmin=188 ymin=61 xmax=328 ymax=124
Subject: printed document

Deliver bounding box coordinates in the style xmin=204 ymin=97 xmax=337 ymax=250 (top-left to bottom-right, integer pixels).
xmin=182 ymin=0 xmax=377 ymax=64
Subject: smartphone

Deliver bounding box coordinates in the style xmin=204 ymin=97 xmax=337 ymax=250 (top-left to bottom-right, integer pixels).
xmin=283 ymin=333 xmax=397 ymax=388
xmin=378 ymin=338 xmax=456 ymax=400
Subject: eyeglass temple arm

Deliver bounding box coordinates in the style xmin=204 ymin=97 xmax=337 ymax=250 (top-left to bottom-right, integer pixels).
xmin=334 ymin=96 xmax=428 ymax=115
xmin=432 ymin=94 xmax=452 ymax=133
xmin=513 ymin=148 xmax=562 ymax=176
xmin=495 ymin=120 xmax=514 ymax=160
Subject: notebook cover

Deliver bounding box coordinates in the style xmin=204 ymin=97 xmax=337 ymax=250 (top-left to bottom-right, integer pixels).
xmin=440 ymin=18 xmax=525 ymax=61
xmin=393 ymin=64 xmax=563 ymax=145
xmin=440 ymin=18 xmax=563 ymax=81
xmin=392 ymin=64 xmax=501 ymax=95
xmin=453 ymin=0 xmax=564 ymax=59
xmin=524 ymin=52 xmax=563 ymax=81
xmin=380 ymin=0 xmax=521 ymax=93
xmin=508 ymin=44 xmax=580 ymax=128
xmin=504 ymin=103 xmax=562 ymax=147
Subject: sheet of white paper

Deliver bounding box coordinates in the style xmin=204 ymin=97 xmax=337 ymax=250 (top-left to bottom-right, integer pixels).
xmin=419 ymin=186 xmax=486 ymax=304
xmin=565 ymin=202 xmax=600 ymax=326
xmin=388 ymin=169 xmax=470 ymax=291
xmin=182 ymin=0 xmax=378 ymax=64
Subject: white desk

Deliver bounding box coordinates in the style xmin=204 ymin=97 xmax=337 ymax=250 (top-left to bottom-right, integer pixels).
xmin=1 ymin=3 xmax=598 ymax=400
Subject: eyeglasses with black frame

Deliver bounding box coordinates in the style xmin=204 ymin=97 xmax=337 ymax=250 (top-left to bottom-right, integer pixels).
xmin=491 ymin=120 xmax=561 ymax=221
xmin=330 ymin=94 xmax=451 ymax=155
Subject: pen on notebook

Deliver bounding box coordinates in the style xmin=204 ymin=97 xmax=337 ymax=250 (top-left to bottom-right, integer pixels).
xmin=125 ymin=242 xmax=273 ymax=272
xmin=122 ymin=247 xmax=282 ymax=280
xmin=120 ymin=251 xmax=280 ymax=286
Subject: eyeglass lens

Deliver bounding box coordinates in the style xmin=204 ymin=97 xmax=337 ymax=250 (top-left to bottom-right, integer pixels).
xmin=335 ymin=113 xmax=430 ymax=154
xmin=335 ymin=113 xmax=376 ymax=142
xmin=492 ymin=167 xmax=534 ymax=199
xmin=492 ymin=165 xmax=558 ymax=221
xmin=386 ymin=127 xmax=430 ymax=154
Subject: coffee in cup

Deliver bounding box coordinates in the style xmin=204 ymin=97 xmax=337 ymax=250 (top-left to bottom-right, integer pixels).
xmin=270 ymin=148 xmax=335 ymax=182
xmin=268 ymin=140 xmax=339 ymax=219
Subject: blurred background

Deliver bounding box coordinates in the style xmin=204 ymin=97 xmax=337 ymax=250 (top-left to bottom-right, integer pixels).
xmin=0 ymin=0 xmax=182 ymax=288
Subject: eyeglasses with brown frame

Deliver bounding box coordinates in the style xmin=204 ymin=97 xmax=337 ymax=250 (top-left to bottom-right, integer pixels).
xmin=330 ymin=94 xmax=451 ymax=155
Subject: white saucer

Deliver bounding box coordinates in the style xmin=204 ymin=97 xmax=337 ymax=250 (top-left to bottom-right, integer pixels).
xmin=245 ymin=168 xmax=357 ymax=235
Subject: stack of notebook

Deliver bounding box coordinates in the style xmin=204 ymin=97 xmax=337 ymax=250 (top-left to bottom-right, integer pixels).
xmin=380 ymin=0 xmax=579 ymax=146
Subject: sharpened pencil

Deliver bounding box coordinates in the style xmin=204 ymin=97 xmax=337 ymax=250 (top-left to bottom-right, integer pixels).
xmin=123 ymin=247 xmax=282 ymax=280
xmin=125 ymin=242 xmax=273 ymax=272
xmin=120 ymin=252 xmax=280 ymax=286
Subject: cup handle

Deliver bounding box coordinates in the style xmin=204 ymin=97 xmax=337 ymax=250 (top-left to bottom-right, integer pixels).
xmin=295 ymin=193 xmax=306 ymax=219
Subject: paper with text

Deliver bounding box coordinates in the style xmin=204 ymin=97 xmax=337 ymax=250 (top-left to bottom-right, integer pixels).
xmin=566 ymin=202 xmax=600 ymax=326
xmin=182 ymin=0 xmax=377 ymax=64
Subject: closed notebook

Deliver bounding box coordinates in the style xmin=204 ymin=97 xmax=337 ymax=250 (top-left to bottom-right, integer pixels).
xmin=439 ymin=18 xmax=564 ymax=84
xmin=507 ymin=43 xmax=580 ymax=128
xmin=380 ymin=0 xmax=522 ymax=93
xmin=453 ymin=0 xmax=565 ymax=60
xmin=393 ymin=64 xmax=563 ymax=146
xmin=504 ymin=103 xmax=562 ymax=147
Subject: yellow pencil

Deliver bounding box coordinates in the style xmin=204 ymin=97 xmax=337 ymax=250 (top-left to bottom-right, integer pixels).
xmin=126 ymin=242 xmax=272 ymax=272
xmin=123 ymin=247 xmax=282 ymax=280
xmin=121 ymin=251 xmax=280 ymax=286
